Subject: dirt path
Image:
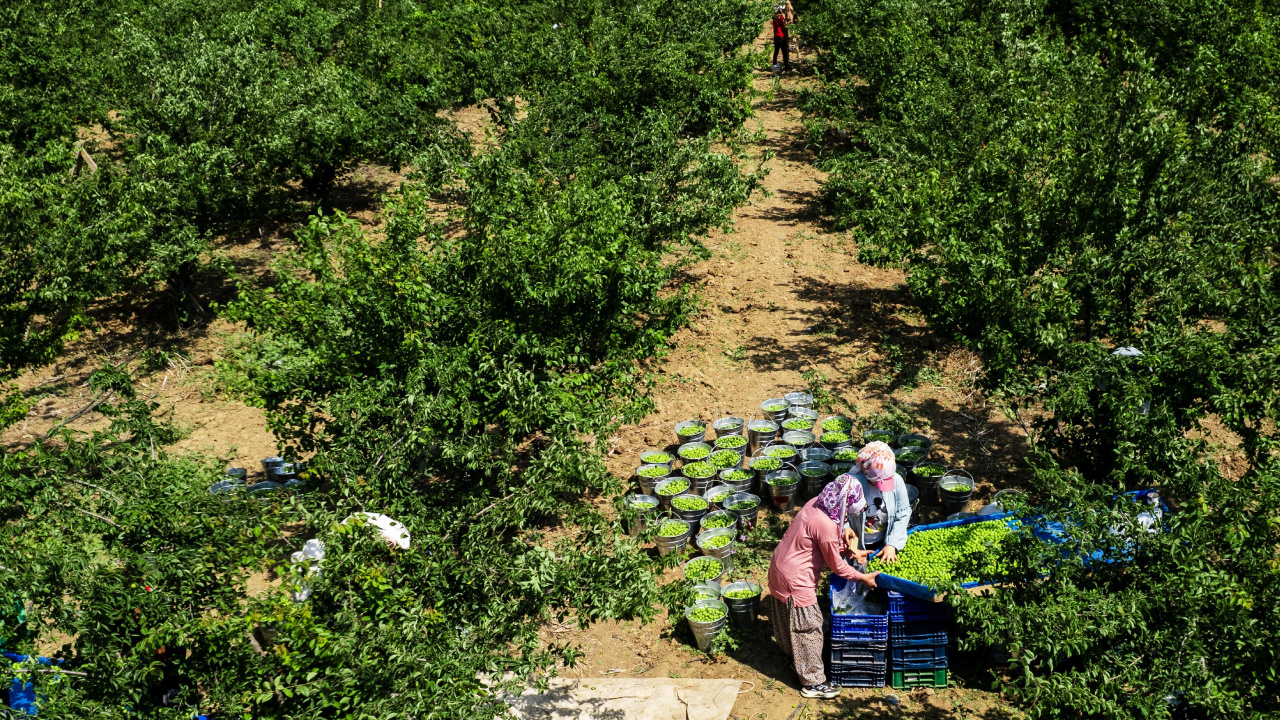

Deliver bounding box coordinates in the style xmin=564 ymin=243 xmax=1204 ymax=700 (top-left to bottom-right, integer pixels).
xmin=566 ymin=26 xmax=1025 ymax=720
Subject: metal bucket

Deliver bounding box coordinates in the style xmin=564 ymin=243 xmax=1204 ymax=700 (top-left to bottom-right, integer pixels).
xmin=782 ymin=430 xmax=816 ymax=450
xmin=682 ymin=465 xmax=717 ymax=495
xmin=685 ymin=599 xmax=729 ymax=652
xmin=655 ymin=478 xmax=693 ymax=508
xmin=765 ymin=469 xmax=801 ymax=512
xmin=712 ymin=417 xmax=745 ymax=437
xmin=830 ymin=461 xmax=856 ymax=478
xmin=671 ymin=493 xmax=710 ymax=524
xmin=788 ymin=406 xmax=819 ymax=421
xmin=719 ymin=468 xmax=755 ymax=494
xmin=800 ymin=447 xmax=833 ymax=464
xmin=677 ymin=441 xmax=713 ymax=464
xmin=910 ymin=462 xmax=948 ymax=504
xmin=696 ymin=527 xmax=736 ymax=572
xmin=656 ymin=518 xmax=692 ymax=556
xmin=639 ymin=450 xmax=674 ymax=467
xmin=624 ymin=494 xmax=660 ymax=537
xmin=699 ymin=509 xmax=738 ymax=533
xmin=798 ymin=460 xmax=831 ymax=500
xmin=817 ymin=415 xmax=854 ymax=435
xmin=906 ymin=483 xmax=921 ymax=515
xmin=725 ymin=492 xmax=762 ymax=528
xmin=760 ymin=398 xmax=790 ymax=423
xmin=682 ymin=555 xmax=727 ymax=585
xmin=261 ymin=456 xmax=285 ymax=477
xmin=692 ymin=581 xmax=721 ymax=601
xmin=819 ymin=433 xmax=853 ymax=451
xmin=746 ymin=419 xmax=779 ymax=452
xmin=713 ymin=434 xmax=750 ymax=457
xmin=722 ymin=581 xmax=763 ymax=630
xmin=674 ymin=420 xmax=708 ymax=445
xmin=784 ymin=391 xmax=814 ymax=409
xmin=748 ymin=455 xmax=785 ymax=486
xmin=939 ymin=469 xmax=976 ymax=515
xmin=226 ymin=467 xmax=248 ymax=480
xmin=861 ymin=428 xmax=897 ymax=445
xmin=709 ymin=449 xmax=745 ymax=472
xmin=896 ymin=433 xmax=933 ymax=452
xmin=636 ymin=464 xmax=671 ymax=496
xmin=780 ymin=415 xmax=816 ymax=433
xmin=704 ymin=484 xmax=735 ymax=507
xmin=893 ymin=446 xmax=930 ymax=467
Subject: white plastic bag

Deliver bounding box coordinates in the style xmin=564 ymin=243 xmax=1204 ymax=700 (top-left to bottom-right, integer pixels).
xmin=832 ymin=577 xmax=883 ymax=616
xmin=290 ymin=539 xmax=326 ymax=603
xmin=342 ymin=513 xmax=411 ymax=550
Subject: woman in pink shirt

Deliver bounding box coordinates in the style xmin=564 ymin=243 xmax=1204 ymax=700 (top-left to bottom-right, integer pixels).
xmin=767 ymin=473 xmax=880 ymax=698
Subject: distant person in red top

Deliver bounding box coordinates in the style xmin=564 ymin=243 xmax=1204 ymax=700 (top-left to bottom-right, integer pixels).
xmin=771 ymin=4 xmax=794 ymax=72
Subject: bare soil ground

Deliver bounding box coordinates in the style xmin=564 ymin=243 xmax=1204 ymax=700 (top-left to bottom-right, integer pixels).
xmin=562 ymin=27 xmax=1028 ymax=720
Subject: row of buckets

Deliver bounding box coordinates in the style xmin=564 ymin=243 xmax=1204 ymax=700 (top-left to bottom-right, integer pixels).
xmin=209 ymin=457 xmax=311 ymax=497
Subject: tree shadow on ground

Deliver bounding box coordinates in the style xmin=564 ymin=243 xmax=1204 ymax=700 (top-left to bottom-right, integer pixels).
xmin=733 ymin=267 xmax=1032 ymax=499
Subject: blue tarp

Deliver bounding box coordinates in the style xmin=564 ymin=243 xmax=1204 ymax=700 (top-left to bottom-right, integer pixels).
xmin=866 ymin=489 xmax=1167 ymax=597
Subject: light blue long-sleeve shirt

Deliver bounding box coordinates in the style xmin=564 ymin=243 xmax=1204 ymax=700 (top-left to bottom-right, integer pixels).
xmin=855 ymin=472 xmax=912 ymax=550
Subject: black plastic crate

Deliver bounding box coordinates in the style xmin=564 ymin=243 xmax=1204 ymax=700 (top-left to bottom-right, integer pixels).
xmin=830 ymin=644 xmax=887 ymax=666
xmin=890 ymin=643 xmax=947 ymax=668
xmin=830 ymin=663 xmax=887 ymax=688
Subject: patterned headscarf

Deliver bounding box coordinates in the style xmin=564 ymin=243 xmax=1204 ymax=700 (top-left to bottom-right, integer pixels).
xmin=814 ymin=473 xmax=866 ymax=550
xmin=857 ymin=441 xmax=897 ymax=489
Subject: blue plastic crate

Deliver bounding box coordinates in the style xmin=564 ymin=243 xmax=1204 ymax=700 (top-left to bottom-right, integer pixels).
xmin=829 ymin=644 xmax=887 ymax=666
xmin=829 ymin=663 xmax=886 ymax=688
xmin=890 ymin=643 xmax=948 ymax=668
xmin=830 ymin=620 xmax=888 ymax=643
xmin=828 ymin=576 xmax=889 ymax=643
xmin=889 ymin=621 xmax=947 ymax=646
xmin=888 ymin=591 xmax=948 ymax=621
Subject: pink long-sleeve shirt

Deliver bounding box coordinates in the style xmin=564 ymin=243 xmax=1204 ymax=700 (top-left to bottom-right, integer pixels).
xmin=767 ymin=496 xmax=867 ymax=608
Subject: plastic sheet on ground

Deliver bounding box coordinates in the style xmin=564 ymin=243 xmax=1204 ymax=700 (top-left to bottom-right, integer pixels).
xmin=501 ymin=678 xmax=741 ymax=720
xmin=342 ymin=513 xmax=410 ymax=550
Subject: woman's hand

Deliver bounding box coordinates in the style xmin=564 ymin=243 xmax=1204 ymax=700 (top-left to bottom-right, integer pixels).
xmin=845 ymin=547 xmax=870 ymax=564
xmin=842 ymin=527 xmax=859 ymax=550
xmin=878 ymin=545 xmax=899 ymax=563
xmin=858 ymin=571 xmax=880 ymax=589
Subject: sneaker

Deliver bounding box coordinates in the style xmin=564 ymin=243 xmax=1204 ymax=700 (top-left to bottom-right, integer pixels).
xmin=800 ymin=682 xmax=841 ymax=699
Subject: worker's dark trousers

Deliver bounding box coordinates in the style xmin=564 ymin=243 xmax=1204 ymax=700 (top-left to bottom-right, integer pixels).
xmin=773 ymin=36 xmax=790 ymax=67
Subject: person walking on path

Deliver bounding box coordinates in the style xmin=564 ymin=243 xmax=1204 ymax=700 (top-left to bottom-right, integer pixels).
xmin=766 ymin=474 xmax=880 ymax=699
xmin=771 ymin=4 xmax=795 ymax=72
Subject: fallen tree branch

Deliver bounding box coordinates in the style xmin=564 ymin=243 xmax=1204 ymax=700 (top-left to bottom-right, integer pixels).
xmin=44 ymin=391 xmax=114 ymax=437
xmin=73 ymin=507 xmax=120 ymax=528
xmin=440 ymin=491 xmax=518 ymax=544
xmin=66 ymin=478 xmax=123 ymax=505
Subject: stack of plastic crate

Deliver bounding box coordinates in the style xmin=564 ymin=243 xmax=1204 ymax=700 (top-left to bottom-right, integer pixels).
xmin=888 ymin=591 xmax=949 ymax=689
xmin=826 ymin=576 xmax=888 ymax=687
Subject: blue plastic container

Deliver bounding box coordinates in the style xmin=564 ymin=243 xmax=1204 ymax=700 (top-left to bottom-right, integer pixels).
xmin=9 ymin=677 xmax=38 ymax=714
xmin=889 ymin=621 xmax=948 ymax=646
xmin=828 ymin=576 xmax=889 ymax=643
xmin=887 ymin=591 xmax=948 ymax=622
xmin=890 ymin=643 xmax=948 ymax=668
